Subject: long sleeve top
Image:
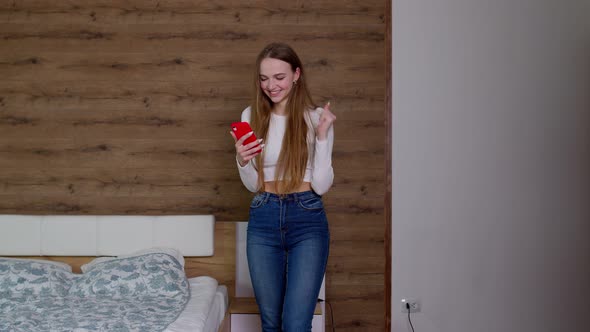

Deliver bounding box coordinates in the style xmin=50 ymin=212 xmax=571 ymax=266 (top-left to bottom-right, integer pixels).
xmin=236 ymin=106 xmax=334 ymax=195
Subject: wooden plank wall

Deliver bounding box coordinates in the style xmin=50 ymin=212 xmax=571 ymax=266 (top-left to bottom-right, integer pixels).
xmin=0 ymin=1 xmax=387 ymax=330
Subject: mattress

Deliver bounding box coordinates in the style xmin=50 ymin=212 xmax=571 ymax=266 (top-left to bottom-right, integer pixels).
xmin=165 ymin=277 xmax=229 ymax=332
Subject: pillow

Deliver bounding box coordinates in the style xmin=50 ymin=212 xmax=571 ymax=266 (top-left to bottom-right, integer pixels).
xmin=0 ymin=257 xmax=72 ymax=272
xmin=80 ymin=247 xmax=185 ymax=273
xmin=0 ymin=257 xmax=72 ymax=298
xmin=70 ymin=252 xmax=189 ymax=300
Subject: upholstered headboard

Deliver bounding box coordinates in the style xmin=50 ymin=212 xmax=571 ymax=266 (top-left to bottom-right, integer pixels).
xmin=0 ymin=214 xmax=214 ymax=257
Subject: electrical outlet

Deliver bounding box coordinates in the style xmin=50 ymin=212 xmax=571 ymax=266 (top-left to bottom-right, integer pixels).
xmin=401 ymin=299 xmax=420 ymax=313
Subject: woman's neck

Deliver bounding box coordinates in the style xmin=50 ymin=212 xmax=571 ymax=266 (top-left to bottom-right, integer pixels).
xmin=272 ymin=100 xmax=288 ymax=116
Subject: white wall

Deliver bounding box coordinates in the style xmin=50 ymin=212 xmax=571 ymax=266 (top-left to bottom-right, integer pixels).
xmin=391 ymin=1 xmax=590 ymax=331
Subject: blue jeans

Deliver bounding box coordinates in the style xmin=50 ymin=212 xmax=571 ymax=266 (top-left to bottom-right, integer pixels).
xmin=247 ymin=191 xmax=330 ymax=332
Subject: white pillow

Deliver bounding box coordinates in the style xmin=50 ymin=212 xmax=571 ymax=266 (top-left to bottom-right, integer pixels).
xmin=80 ymin=247 xmax=185 ymax=273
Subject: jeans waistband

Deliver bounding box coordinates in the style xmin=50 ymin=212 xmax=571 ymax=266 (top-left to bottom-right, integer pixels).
xmin=259 ymin=190 xmax=320 ymax=202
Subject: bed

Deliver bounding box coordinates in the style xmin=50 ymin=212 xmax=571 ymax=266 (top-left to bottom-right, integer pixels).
xmin=0 ymin=214 xmax=232 ymax=332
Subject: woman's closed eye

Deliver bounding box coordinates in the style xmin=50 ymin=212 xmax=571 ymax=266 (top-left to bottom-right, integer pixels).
xmin=259 ymin=75 xmax=286 ymax=81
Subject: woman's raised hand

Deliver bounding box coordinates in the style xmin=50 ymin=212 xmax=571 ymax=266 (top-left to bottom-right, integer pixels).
xmin=230 ymin=131 xmax=264 ymax=167
xmin=316 ymin=101 xmax=336 ymax=141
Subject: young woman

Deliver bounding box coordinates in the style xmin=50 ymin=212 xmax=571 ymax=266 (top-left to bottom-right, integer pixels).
xmin=230 ymin=42 xmax=336 ymax=332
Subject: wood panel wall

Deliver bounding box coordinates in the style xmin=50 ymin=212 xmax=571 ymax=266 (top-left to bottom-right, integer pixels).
xmin=0 ymin=1 xmax=387 ymax=330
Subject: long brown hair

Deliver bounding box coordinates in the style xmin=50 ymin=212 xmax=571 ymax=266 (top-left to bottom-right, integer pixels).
xmin=250 ymin=42 xmax=316 ymax=194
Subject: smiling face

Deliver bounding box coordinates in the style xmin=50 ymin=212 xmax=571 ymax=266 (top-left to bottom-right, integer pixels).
xmin=259 ymin=57 xmax=300 ymax=109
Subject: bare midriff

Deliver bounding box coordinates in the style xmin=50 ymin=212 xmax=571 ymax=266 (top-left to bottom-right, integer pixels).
xmin=263 ymin=181 xmax=312 ymax=194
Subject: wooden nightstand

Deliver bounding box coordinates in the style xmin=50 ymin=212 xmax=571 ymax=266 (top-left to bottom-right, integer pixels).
xmin=229 ymin=297 xmax=324 ymax=332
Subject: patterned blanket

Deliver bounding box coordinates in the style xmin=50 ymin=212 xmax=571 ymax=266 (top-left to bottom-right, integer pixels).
xmin=0 ymin=253 xmax=190 ymax=332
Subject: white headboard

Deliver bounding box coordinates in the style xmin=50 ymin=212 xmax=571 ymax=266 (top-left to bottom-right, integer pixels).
xmin=0 ymin=215 xmax=215 ymax=257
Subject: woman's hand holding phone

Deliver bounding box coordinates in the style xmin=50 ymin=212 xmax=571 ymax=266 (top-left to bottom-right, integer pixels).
xmin=230 ymin=122 xmax=264 ymax=167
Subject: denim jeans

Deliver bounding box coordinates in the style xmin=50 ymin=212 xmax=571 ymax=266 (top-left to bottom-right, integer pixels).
xmin=247 ymin=191 xmax=330 ymax=332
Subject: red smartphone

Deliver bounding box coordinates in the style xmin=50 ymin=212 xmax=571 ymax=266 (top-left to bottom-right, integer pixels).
xmin=231 ymin=122 xmax=258 ymax=146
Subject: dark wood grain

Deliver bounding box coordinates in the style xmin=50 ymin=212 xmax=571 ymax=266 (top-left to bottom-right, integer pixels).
xmin=385 ymin=0 xmax=392 ymax=330
xmin=0 ymin=0 xmax=387 ymax=330
xmin=0 ymin=0 xmax=385 ymax=26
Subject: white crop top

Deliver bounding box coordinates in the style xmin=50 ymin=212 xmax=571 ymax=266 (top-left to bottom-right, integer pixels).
xmin=236 ymin=106 xmax=334 ymax=195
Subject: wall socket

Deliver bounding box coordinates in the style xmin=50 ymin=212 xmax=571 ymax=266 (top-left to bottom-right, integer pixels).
xmin=401 ymin=298 xmax=420 ymax=313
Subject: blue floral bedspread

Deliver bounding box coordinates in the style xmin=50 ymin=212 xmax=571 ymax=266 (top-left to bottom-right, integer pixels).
xmin=0 ymin=253 xmax=190 ymax=332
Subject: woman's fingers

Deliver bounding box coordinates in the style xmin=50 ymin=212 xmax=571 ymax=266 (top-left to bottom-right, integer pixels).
xmin=237 ymin=138 xmax=264 ymax=162
xmin=247 ymin=147 xmax=262 ymax=158
xmin=320 ymin=102 xmax=336 ymax=127
xmin=316 ymin=102 xmax=336 ymax=140
xmin=242 ymin=142 xmax=264 ymax=156
xmin=231 ymin=131 xmax=253 ymax=146
xmin=235 ymin=131 xmax=254 ymax=146
xmin=322 ymin=101 xmax=336 ymax=122
xmin=232 ymin=129 xmax=264 ymax=165
xmin=241 ymin=144 xmax=263 ymax=161
xmin=231 ymin=128 xmax=264 ymax=165
xmin=244 ymin=138 xmax=263 ymax=150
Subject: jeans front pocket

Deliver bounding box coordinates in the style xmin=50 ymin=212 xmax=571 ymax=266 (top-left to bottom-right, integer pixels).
xmin=250 ymin=193 xmax=268 ymax=209
xmin=297 ymin=195 xmax=324 ymax=211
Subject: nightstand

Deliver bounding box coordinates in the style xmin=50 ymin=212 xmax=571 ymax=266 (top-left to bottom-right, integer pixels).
xmin=229 ymin=297 xmax=324 ymax=332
